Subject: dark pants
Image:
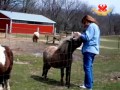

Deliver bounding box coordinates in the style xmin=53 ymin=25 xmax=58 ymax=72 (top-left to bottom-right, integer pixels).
xmin=83 ymin=52 xmax=96 ymax=89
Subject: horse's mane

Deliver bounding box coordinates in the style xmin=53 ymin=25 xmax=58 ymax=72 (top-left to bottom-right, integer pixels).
xmin=58 ymin=36 xmax=72 ymax=53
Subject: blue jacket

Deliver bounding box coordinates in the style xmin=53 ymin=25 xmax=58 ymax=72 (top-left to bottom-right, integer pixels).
xmin=81 ymin=23 xmax=100 ymax=54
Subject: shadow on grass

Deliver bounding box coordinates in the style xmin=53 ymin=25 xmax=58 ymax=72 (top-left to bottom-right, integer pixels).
xmin=31 ymin=75 xmax=61 ymax=86
xmin=31 ymin=75 xmax=78 ymax=88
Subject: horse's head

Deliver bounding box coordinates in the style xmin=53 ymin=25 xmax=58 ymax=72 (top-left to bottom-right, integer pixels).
xmin=67 ymin=35 xmax=82 ymax=52
xmin=58 ymin=34 xmax=82 ymax=53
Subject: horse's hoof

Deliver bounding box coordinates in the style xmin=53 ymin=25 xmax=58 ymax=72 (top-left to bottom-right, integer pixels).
xmin=42 ymin=77 xmax=48 ymax=81
xmin=65 ymin=82 xmax=70 ymax=88
xmin=41 ymin=75 xmax=47 ymax=80
xmin=60 ymin=82 xmax=64 ymax=86
xmin=66 ymin=85 xmax=70 ymax=88
xmin=7 ymin=87 xmax=10 ymax=90
xmin=42 ymin=74 xmax=44 ymax=76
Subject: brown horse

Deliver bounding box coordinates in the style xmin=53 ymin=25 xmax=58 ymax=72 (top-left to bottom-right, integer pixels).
xmin=42 ymin=35 xmax=82 ymax=88
xmin=0 ymin=45 xmax=13 ymax=90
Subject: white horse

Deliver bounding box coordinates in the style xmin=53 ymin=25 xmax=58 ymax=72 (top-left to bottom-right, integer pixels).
xmin=32 ymin=32 xmax=40 ymax=43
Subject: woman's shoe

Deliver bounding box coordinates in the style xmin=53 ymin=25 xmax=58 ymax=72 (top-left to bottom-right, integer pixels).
xmin=79 ymin=85 xmax=86 ymax=89
xmin=79 ymin=85 xmax=92 ymax=90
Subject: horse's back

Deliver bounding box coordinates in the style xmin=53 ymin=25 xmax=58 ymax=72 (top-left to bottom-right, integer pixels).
xmin=43 ymin=46 xmax=57 ymax=59
xmin=43 ymin=46 xmax=69 ymax=68
xmin=44 ymin=46 xmax=58 ymax=52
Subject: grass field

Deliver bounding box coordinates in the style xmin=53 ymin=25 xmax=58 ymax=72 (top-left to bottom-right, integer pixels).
xmin=10 ymin=35 xmax=120 ymax=90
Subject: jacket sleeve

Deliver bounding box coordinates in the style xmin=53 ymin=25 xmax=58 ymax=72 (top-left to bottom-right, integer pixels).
xmin=81 ymin=24 xmax=94 ymax=41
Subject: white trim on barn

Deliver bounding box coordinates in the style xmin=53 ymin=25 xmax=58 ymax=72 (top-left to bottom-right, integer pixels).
xmin=10 ymin=19 xmax=12 ymax=33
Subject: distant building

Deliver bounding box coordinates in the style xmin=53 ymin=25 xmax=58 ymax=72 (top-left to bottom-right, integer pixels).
xmin=0 ymin=10 xmax=56 ymax=34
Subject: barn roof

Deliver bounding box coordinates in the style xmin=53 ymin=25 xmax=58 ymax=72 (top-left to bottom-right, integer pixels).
xmin=0 ymin=10 xmax=56 ymax=24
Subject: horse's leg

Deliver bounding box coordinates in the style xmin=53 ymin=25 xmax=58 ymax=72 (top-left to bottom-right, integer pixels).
xmin=0 ymin=75 xmax=4 ymax=90
xmin=60 ymin=68 xmax=64 ymax=85
xmin=42 ymin=63 xmax=46 ymax=76
xmin=44 ymin=68 xmax=50 ymax=79
xmin=0 ymin=84 xmax=3 ymax=90
xmin=35 ymin=36 xmax=38 ymax=43
xmin=4 ymin=70 xmax=11 ymax=90
xmin=36 ymin=37 xmax=39 ymax=43
xmin=4 ymin=79 xmax=10 ymax=90
xmin=65 ymin=66 xmax=71 ymax=88
xmin=42 ymin=64 xmax=50 ymax=79
xmin=0 ymin=65 xmax=4 ymax=90
xmin=33 ymin=35 xmax=37 ymax=42
xmin=4 ymin=62 xmax=13 ymax=90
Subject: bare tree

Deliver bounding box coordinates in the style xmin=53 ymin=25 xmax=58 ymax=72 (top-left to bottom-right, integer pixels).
xmin=20 ymin=0 xmax=37 ymax=13
xmin=0 ymin=0 xmax=21 ymax=10
xmin=1 ymin=0 xmax=119 ymax=35
xmin=112 ymin=14 xmax=120 ymax=35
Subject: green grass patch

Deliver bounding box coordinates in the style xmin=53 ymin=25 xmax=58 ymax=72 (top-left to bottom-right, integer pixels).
xmin=100 ymin=35 xmax=120 ymax=51
xmin=10 ymin=36 xmax=120 ymax=90
xmin=11 ymin=52 xmax=120 ymax=90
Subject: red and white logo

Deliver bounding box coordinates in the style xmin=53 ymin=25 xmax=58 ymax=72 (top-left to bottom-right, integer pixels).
xmin=92 ymin=4 xmax=112 ymax=16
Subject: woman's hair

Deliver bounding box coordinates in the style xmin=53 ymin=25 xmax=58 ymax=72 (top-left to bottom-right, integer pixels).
xmin=81 ymin=15 xmax=98 ymax=25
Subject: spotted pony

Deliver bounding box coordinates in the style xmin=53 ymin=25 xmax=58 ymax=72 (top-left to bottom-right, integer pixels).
xmin=0 ymin=45 xmax=13 ymax=90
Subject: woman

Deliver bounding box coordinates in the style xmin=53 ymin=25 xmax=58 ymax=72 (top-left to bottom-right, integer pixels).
xmin=75 ymin=15 xmax=100 ymax=90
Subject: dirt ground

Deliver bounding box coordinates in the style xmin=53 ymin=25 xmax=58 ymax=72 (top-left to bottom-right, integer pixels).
xmin=0 ymin=34 xmax=46 ymax=55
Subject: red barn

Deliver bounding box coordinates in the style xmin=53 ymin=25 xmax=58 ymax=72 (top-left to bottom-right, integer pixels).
xmin=0 ymin=10 xmax=56 ymax=34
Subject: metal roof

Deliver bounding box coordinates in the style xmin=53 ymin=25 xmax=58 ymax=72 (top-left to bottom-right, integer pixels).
xmin=0 ymin=10 xmax=56 ymax=24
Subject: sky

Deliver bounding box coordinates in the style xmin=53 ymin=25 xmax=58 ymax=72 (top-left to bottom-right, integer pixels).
xmin=80 ymin=0 xmax=120 ymax=14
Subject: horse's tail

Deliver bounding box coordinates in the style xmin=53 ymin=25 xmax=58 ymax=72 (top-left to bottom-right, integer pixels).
xmin=42 ymin=51 xmax=50 ymax=78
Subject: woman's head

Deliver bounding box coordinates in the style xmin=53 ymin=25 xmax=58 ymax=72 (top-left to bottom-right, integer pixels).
xmin=81 ymin=15 xmax=98 ymax=27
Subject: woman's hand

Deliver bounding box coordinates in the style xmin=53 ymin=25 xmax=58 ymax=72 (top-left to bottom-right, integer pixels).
xmin=73 ymin=32 xmax=81 ymax=39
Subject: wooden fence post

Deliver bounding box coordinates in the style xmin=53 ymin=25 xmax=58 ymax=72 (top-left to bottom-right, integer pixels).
xmin=5 ymin=24 xmax=8 ymax=38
